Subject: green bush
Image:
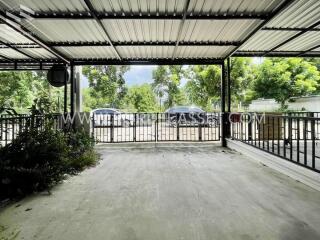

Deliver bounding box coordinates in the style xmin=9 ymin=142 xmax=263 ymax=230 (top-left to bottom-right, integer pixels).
xmin=0 ymin=126 xmax=99 ymax=199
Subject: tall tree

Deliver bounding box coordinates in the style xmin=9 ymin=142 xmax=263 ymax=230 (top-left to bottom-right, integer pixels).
xmin=251 ymin=58 xmax=320 ymax=108
xmin=152 ymin=66 xmax=185 ymax=108
xmin=184 ymin=65 xmax=221 ymax=110
xmin=230 ymin=57 xmax=256 ymax=103
xmin=123 ymin=84 xmax=158 ymax=112
xmin=82 ymin=65 xmax=130 ymax=109
xmin=0 ymin=71 xmax=63 ymax=113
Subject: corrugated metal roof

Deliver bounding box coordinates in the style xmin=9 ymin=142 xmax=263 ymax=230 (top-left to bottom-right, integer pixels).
xmin=267 ymin=0 xmax=320 ymax=28
xmin=116 ymin=46 xmax=175 ymax=59
xmin=20 ymin=48 xmax=57 ymax=59
xmin=312 ymin=47 xmax=320 ymax=52
xmin=187 ymin=0 xmax=283 ymax=14
xmin=239 ymin=30 xmax=299 ymax=51
xmin=102 ymin=19 xmax=180 ymax=42
xmin=180 ymin=20 xmax=262 ymax=42
xmin=102 ymin=19 xmax=262 ymax=43
xmin=0 ymin=0 xmax=319 ymax=64
xmin=92 ymin=0 xmax=186 ymax=14
xmin=92 ymin=0 xmax=284 ymax=15
xmin=175 ymin=46 xmax=235 ymax=58
xmin=0 ymin=0 xmax=87 ymax=12
xmin=0 ymin=24 xmax=33 ymax=43
xmin=23 ymin=19 xmax=109 ymax=42
xmin=55 ymin=46 xmax=118 ymax=59
xmin=0 ymin=48 xmax=30 ymax=59
xmin=277 ymin=32 xmax=320 ymax=51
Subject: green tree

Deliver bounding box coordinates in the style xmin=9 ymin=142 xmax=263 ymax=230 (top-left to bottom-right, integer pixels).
xmin=251 ymin=58 xmax=320 ymax=108
xmin=184 ymin=65 xmax=221 ymax=110
xmin=123 ymin=84 xmax=158 ymax=112
xmin=0 ymin=71 xmax=63 ymax=113
xmin=230 ymin=57 xmax=256 ymax=104
xmin=82 ymin=65 xmax=130 ymax=109
xmin=152 ymin=66 xmax=185 ymax=108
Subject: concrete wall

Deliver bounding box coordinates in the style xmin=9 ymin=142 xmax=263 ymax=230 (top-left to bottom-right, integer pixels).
xmin=249 ymin=96 xmax=320 ymax=112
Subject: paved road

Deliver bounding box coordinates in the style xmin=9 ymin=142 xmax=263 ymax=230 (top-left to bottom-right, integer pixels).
xmin=1 ymin=144 xmax=320 ymax=239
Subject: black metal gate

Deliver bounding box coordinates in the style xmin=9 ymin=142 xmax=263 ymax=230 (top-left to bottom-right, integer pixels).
xmin=92 ymin=112 xmax=220 ymax=143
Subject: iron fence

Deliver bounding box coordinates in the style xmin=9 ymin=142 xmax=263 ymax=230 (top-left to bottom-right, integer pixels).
xmin=92 ymin=112 xmax=220 ymax=143
xmin=231 ymin=113 xmax=320 ymax=172
xmin=0 ymin=114 xmax=63 ymax=147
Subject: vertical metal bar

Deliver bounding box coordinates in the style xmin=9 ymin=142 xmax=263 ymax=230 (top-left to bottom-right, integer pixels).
xmin=283 ymin=118 xmax=286 ymax=158
xmin=221 ymin=62 xmax=227 ymax=146
xmin=297 ymin=118 xmax=300 ymax=163
xmin=277 ymin=117 xmax=280 ymax=155
xmin=156 ymin=113 xmax=158 ymax=142
xmin=304 ymin=119 xmax=307 ymax=166
xmin=272 ymin=117 xmax=275 ymax=152
xmin=70 ymin=64 xmax=75 ymax=116
xmin=311 ymin=118 xmax=315 ymax=169
xmin=111 ymin=114 xmax=114 ymax=143
xmin=227 ymin=58 xmax=231 ymax=113
xmin=267 ymin=115 xmax=270 ymax=151
xmin=176 ymin=113 xmax=180 ymax=141
xmin=289 ymin=117 xmax=293 ymax=161
xmin=64 ymin=68 xmax=68 ymax=114
xmin=134 ymin=113 xmax=136 ymax=142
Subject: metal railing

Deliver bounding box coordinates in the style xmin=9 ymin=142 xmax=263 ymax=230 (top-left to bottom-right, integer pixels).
xmin=231 ymin=113 xmax=320 ymax=173
xmin=0 ymin=114 xmax=63 ymax=147
xmin=92 ymin=112 xmax=220 ymax=143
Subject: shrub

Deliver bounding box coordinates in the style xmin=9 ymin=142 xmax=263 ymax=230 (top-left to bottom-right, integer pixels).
xmin=0 ymin=126 xmax=99 ymax=199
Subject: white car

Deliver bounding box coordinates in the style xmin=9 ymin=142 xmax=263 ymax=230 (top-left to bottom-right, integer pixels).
xmin=92 ymin=108 xmax=133 ymax=127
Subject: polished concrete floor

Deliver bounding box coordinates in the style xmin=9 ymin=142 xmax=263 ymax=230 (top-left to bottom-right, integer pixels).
xmin=1 ymin=144 xmax=320 ymax=240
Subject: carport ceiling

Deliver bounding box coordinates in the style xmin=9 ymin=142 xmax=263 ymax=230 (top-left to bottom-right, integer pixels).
xmin=0 ymin=0 xmax=319 ymax=69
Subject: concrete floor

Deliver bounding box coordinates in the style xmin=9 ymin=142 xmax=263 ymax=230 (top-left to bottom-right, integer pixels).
xmin=1 ymin=144 xmax=320 ymax=240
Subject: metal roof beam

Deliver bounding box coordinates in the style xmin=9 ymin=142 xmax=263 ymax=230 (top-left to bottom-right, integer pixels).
xmin=82 ymin=0 xmax=121 ymax=60
xmin=0 ymin=53 xmax=14 ymax=62
xmin=47 ymin=41 xmax=240 ymax=47
xmin=0 ymin=43 xmax=41 ymax=49
xmin=263 ymin=20 xmax=320 ymax=56
xmin=234 ymin=51 xmax=320 ymax=57
xmin=0 ymin=11 xmax=70 ymax=64
xmin=72 ymin=58 xmax=224 ymax=66
xmin=172 ymin=0 xmax=191 ymax=59
xmin=225 ymin=0 xmax=296 ymax=59
xmin=298 ymin=44 xmax=320 ymax=56
xmin=262 ymin=27 xmax=320 ymax=32
xmin=0 ymin=40 xmax=38 ymax=60
xmin=20 ymin=12 xmax=268 ymax=20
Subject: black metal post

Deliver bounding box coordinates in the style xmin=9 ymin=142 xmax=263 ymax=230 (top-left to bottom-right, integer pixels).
xmin=70 ymin=64 xmax=75 ymax=116
xmin=64 ymin=68 xmax=68 ymax=114
xmin=226 ymin=58 xmax=231 ymax=139
xmin=227 ymin=58 xmax=231 ymax=112
xmin=221 ymin=62 xmax=227 ymax=147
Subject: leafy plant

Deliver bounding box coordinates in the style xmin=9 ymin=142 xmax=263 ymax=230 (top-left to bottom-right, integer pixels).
xmin=0 ymin=125 xmax=99 ymax=199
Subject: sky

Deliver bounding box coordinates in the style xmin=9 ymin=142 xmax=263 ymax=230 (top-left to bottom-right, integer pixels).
xmin=124 ymin=65 xmax=157 ymax=86
xmin=81 ymin=65 xmax=156 ymax=89
xmin=80 ymin=58 xmax=264 ymax=89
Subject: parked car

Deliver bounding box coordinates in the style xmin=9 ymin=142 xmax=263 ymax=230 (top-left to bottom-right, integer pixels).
xmin=165 ymin=106 xmax=219 ymax=127
xmin=92 ymin=108 xmax=133 ymax=127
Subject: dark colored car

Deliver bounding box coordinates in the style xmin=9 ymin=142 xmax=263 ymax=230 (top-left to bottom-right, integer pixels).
xmin=165 ymin=106 xmax=219 ymax=127
xmin=92 ymin=108 xmax=133 ymax=127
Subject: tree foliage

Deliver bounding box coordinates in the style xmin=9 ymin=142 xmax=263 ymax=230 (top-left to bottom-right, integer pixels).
xmin=82 ymin=65 xmax=130 ymax=109
xmin=251 ymin=58 xmax=320 ymax=107
xmin=123 ymin=84 xmax=158 ymax=112
xmin=0 ymin=71 xmax=64 ymax=113
xmin=230 ymin=57 xmax=256 ymax=103
xmin=185 ymin=65 xmax=221 ymax=110
xmin=152 ymin=66 xmax=186 ymax=108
